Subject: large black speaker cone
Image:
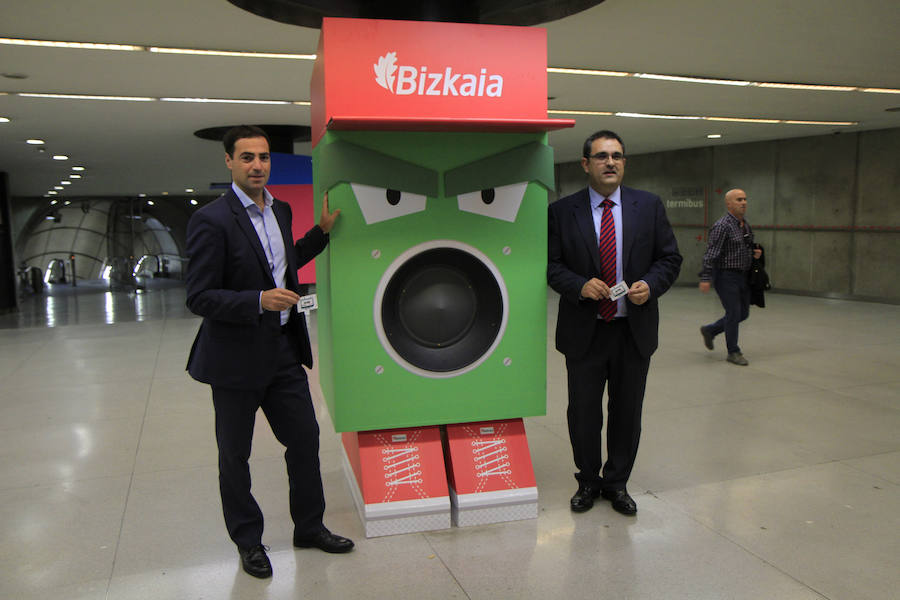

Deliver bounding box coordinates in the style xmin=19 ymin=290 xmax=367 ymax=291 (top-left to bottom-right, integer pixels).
xmin=380 ymin=247 xmax=503 ymax=373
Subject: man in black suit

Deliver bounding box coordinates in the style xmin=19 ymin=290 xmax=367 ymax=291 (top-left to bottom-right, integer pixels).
xmin=548 ymin=130 xmax=682 ymax=515
xmin=186 ymin=125 xmax=352 ymax=579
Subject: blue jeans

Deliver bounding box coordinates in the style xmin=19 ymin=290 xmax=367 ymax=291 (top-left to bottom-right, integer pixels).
xmin=705 ymin=269 xmax=750 ymax=354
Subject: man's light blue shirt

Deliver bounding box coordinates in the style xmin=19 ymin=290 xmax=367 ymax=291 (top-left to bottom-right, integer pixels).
xmin=232 ymin=182 xmax=291 ymax=325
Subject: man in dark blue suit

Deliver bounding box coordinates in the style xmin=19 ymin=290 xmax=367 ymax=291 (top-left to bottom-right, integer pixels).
xmin=186 ymin=125 xmax=352 ymax=579
xmin=548 ymin=130 xmax=682 ymax=515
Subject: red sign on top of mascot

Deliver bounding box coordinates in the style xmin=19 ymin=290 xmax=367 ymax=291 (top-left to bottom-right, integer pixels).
xmin=311 ymin=17 xmax=567 ymax=145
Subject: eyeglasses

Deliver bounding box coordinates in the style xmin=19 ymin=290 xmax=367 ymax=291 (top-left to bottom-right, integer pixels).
xmin=587 ymin=152 xmax=625 ymax=162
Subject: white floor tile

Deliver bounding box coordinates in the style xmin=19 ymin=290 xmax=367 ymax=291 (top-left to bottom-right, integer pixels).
xmin=0 ymin=285 xmax=896 ymax=599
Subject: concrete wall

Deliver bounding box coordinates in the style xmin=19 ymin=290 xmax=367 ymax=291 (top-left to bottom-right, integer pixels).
xmin=554 ymin=128 xmax=900 ymax=302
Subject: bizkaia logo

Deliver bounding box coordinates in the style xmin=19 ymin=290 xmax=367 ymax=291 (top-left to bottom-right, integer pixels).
xmin=373 ymin=52 xmax=504 ymax=97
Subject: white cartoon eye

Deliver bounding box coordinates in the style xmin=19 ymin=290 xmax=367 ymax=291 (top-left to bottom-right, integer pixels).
xmin=350 ymin=183 xmax=427 ymax=224
xmin=457 ymin=182 xmax=528 ymax=223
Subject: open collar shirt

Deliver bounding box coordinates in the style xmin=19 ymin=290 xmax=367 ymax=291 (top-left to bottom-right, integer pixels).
xmin=232 ymin=182 xmax=291 ymax=325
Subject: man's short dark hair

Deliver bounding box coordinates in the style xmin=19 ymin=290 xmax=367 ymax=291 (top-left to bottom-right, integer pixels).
xmin=223 ymin=125 xmax=270 ymax=156
xmin=583 ymin=130 xmax=626 ymax=158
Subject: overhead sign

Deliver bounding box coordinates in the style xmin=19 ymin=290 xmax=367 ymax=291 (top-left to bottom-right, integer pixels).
xmin=311 ymin=17 xmax=572 ymax=144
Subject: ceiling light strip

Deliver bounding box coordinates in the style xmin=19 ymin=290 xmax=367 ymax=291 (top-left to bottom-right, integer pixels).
xmin=635 ymin=73 xmax=751 ymax=86
xmin=19 ymin=92 xmax=154 ymax=101
xmin=705 ymin=116 xmax=782 ymax=124
xmin=547 ymin=67 xmax=631 ymax=77
xmin=3 ymin=37 xmax=896 ymax=94
xmin=0 ymin=37 xmax=143 ymax=51
xmin=860 ymin=87 xmax=900 ymax=94
xmin=159 ymin=97 xmax=291 ymax=104
xmin=549 ymin=109 xmax=856 ymax=126
xmin=0 ymin=37 xmax=315 ymax=59
xmin=548 ymin=109 xmax=613 ymax=116
xmin=149 ymin=47 xmax=315 ymax=60
xmin=617 ymin=112 xmax=703 ymax=120
xmin=756 ymin=82 xmax=856 ymax=91
xmin=783 ymin=119 xmax=857 ymax=126
xmin=13 ymin=92 xmax=298 ymax=104
xmin=548 ymin=64 xmax=899 ymax=94
xmin=3 ymin=37 xmax=897 ymax=94
xmin=8 ymin=92 xmax=861 ymax=125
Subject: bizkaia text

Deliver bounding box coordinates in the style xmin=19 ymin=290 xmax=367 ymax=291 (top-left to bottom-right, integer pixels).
xmin=374 ymin=53 xmax=504 ymax=97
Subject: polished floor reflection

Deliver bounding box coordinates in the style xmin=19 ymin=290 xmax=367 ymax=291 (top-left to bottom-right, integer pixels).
xmin=0 ymin=283 xmax=897 ymax=599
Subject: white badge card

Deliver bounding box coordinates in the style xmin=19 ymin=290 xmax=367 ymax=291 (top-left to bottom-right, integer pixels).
xmin=608 ymin=281 xmax=629 ymax=301
xmin=297 ymin=294 xmax=318 ymax=315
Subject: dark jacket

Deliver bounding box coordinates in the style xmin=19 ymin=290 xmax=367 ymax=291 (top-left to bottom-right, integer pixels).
xmin=749 ymin=243 xmax=770 ymax=308
xmin=184 ymin=189 xmax=328 ymax=389
xmin=548 ymin=185 xmax=683 ymax=359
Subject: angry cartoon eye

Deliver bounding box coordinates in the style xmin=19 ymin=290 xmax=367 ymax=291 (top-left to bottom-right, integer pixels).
xmin=457 ymin=182 xmax=528 ymax=222
xmin=350 ymin=183 xmax=427 ymax=224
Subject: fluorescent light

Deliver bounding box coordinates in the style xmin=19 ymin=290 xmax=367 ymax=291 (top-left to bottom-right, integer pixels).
xmin=160 ymin=97 xmax=290 ymax=105
xmin=707 ymin=134 xmax=722 ymax=139
xmin=60 ymin=181 xmax=71 ymax=185
xmin=0 ymin=117 xmax=9 ymax=123
xmin=27 ymin=139 xmax=45 ymax=145
xmin=50 ymin=200 xmax=58 ymax=204
xmin=71 ymin=166 xmax=85 ymax=171
xmin=0 ymin=37 xmax=143 ymax=51
xmin=149 ymin=47 xmax=315 ymax=60
xmin=63 ymin=201 xmax=71 ymax=205
xmin=783 ymin=119 xmax=857 ymax=126
xmin=147 ymin=200 xmax=155 ymax=206
xmin=185 ymin=188 xmax=194 ymax=193
xmin=20 ymin=93 xmax=154 ymax=101
xmin=54 ymin=186 xmax=64 ymax=190
xmin=190 ymin=199 xmax=198 ymax=206
xmin=52 ymin=155 xmax=68 ymax=160
xmin=138 ymin=193 xmax=146 ymax=197
xmin=293 ymin=101 xmax=311 ymax=106
xmin=860 ymin=87 xmax=900 ymax=94
xmin=616 ymin=112 xmax=702 ymax=120
xmin=69 ymin=174 xmax=81 ymax=179
xmin=705 ymin=116 xmax=781 ymax=124
xmin=47 ymin=191 xmax=58 ymax=195
xmin=636 ymin=73 xmax=751 ymax=86
xmin=756 ymin=82 xmax=856 ymax=92
xmin=549 ymin=109 xmax=614 ymax=116
xmin=547 ymin=67 xmax=631 ymax=77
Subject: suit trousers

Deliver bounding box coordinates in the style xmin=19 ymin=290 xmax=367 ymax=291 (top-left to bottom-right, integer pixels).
xmin=565 ymin=318 xmax=650 ymax=491
xmin=707 ymin=269 xmax=750 ymax=354
xmin=211 ymin=333 xmax=325 ymax=550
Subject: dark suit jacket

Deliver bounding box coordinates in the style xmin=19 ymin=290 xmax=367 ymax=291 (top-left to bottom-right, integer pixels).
xmin=548 ymin=185 xmax=682 ymax=360
xmin=185 ymin=189 xmax=328 ymax=390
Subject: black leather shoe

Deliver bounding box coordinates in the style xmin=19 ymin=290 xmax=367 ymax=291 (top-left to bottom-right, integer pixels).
xmin=570 ymin=483 xmax=601 ymax=513
xmin=293 ymin=527 xmax=354 ymax=553
xmin=601 ymin=489 xmax=637 ymax=515
xmin=700 ymin=326 xmax=714 ymax=351
xmin=238 ymin=544 xmax=272 ymax=578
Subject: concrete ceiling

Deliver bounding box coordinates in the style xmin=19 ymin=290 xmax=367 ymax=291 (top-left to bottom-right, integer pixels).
xmin=1 ymin=0 xmax=898 ymax=199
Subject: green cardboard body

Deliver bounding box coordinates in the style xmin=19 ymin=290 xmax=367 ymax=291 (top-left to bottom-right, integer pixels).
xmin=313 ymin=131 xmax=548 ymax=432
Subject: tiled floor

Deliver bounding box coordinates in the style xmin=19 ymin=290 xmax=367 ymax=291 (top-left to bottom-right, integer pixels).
xmin=1 ymin=282 xmax=897 ymax=599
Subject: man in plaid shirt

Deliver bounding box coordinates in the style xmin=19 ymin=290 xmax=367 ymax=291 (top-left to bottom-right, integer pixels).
xmin=698 ymin=189 xmax=762 ymax=366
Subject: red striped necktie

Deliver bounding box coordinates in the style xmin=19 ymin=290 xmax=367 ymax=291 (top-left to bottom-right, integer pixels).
xmin=598 ymin=197 xmax=617 ymax=321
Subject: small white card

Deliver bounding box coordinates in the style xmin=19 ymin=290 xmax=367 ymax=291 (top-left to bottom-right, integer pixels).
xmin=297 ymin=294 xmax=318 ymax=314
xmin=608 ymin=281 xmax=629 ymax=301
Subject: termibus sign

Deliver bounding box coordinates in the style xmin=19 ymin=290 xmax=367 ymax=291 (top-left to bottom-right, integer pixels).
xmin=311 ymin=17 xmax=555 ymax=144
